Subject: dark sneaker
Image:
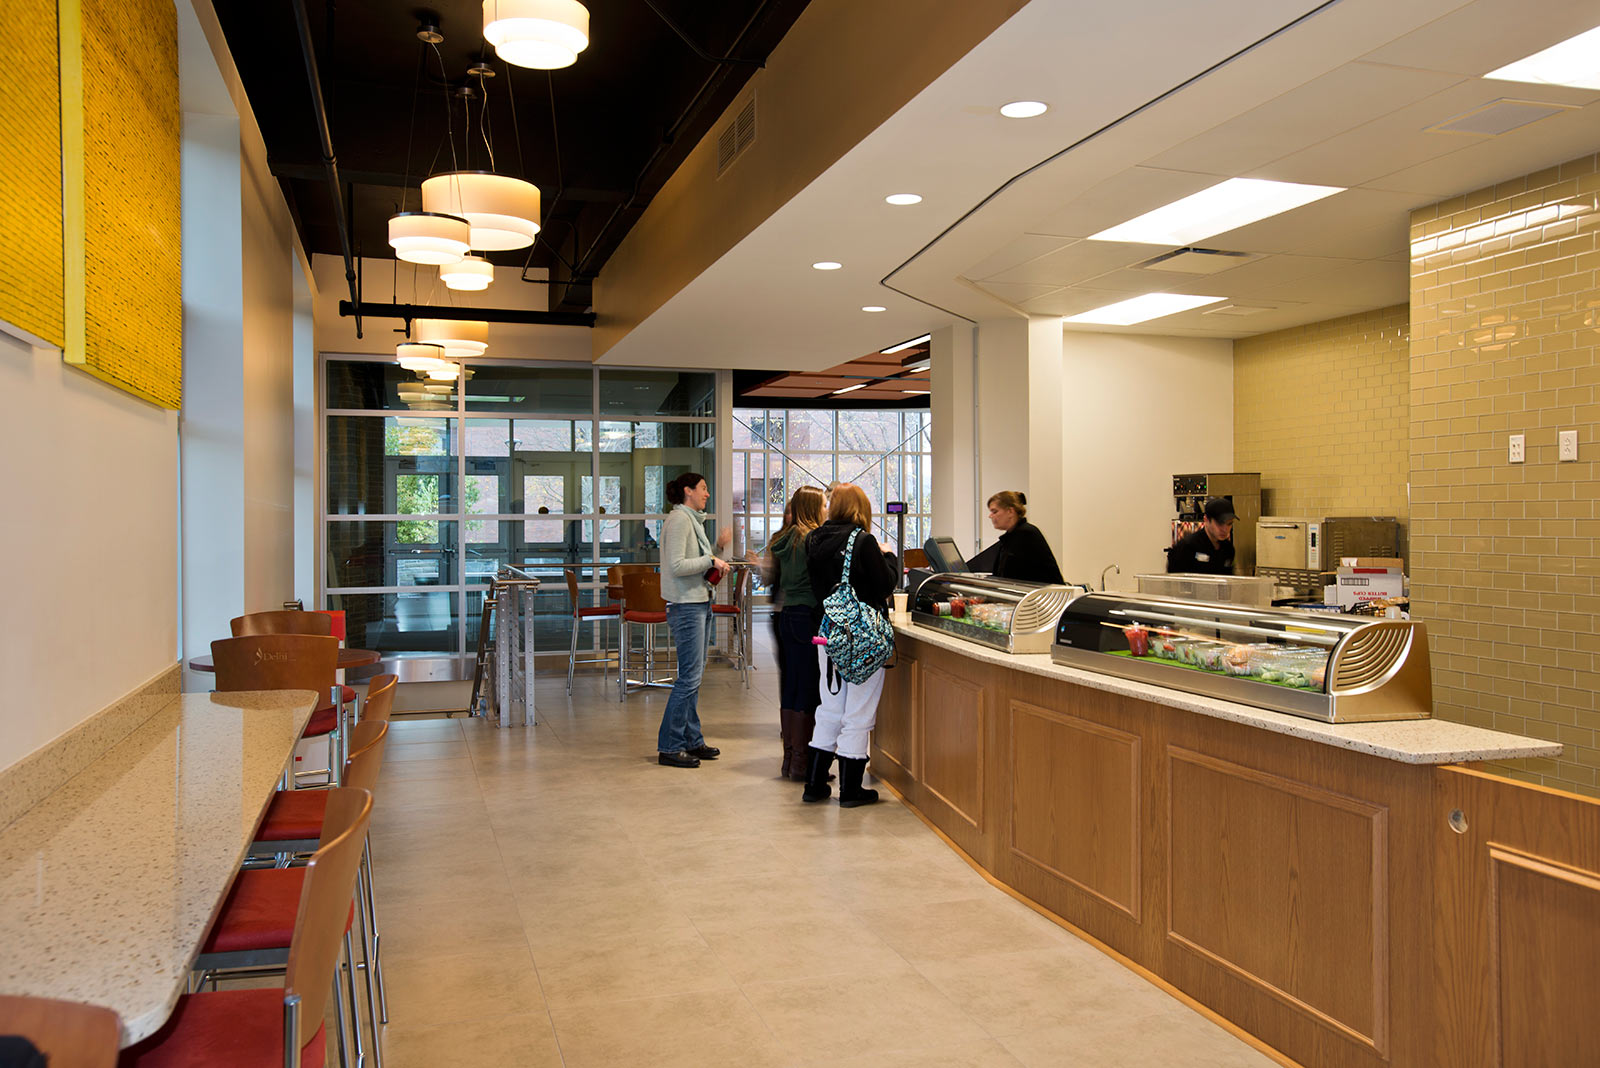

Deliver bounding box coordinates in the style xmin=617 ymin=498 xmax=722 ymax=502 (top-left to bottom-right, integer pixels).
xmin=686 ymin=744 xmax=721 ymax=760
xmin=658 ymin=750 xmax=701 ymax=768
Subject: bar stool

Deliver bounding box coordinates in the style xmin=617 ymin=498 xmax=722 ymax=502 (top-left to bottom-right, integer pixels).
xmin=619 ymin=570 xmax=673 ymax=702
xmin=565 ymin=569 xmax=619 ymax=695
xmin=711 ymin=567 xmax=750 ymax=687
xmin=212 ymin=634 xmax=344 ymax=787
xmin=120 ymin=787 xmax=373 ymax=1068
xmin=199 ymin=724 xmax=391 ymax=1068
xmin=233 ymin=611 xmax=359 ymax=713
xmin=0 ymin=995 xmax=119 ymax=1068
xmin=250 ymin=675 xmax=397 ymax=1031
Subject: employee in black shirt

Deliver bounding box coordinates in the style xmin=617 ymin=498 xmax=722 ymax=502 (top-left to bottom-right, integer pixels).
xmin=973 ymin=491 xmax=1065 ymax=584
xmin=1167 ymin=497 xmax=1236 ymax=574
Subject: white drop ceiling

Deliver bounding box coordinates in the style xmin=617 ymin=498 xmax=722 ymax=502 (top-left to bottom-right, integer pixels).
xmin=602 ymin=0 xmax=1600 ymax=370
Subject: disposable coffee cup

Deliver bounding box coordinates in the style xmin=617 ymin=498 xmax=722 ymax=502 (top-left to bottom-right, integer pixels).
xmin=893 ymin=592 xmax=909 ymax=618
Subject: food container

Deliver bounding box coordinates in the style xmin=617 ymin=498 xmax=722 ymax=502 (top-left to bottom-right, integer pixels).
xmin=1124 ymin=625 xmax=1150 ymax=656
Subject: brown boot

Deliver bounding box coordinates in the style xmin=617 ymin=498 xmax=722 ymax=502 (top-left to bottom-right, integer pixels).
xmin=794 ymin=709 xmax=823 ymax=781
xmin=778 ymin=708 xmax=799 ymax=779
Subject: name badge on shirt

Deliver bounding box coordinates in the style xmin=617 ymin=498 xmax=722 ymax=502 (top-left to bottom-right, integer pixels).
xmin=1196 ymin=552 xmax=1210 ymax=563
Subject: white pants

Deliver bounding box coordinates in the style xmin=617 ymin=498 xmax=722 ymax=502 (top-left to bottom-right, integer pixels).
xmin=810 ymin=646 xmax=885 ymax=760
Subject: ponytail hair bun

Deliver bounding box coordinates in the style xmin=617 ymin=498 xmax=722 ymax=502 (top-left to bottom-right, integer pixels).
xmin=985 ymin=489 xmax=1028 ymax=520
xmin=1017 ymin=492 xmax=1027 ymax=506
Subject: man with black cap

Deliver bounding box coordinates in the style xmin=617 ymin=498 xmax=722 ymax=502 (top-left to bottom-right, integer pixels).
xmin=1166 ymin=497 xmax=1236 ymax=574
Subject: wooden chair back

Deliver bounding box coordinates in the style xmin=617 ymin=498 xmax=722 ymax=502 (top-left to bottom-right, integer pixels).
xmin=622 ymin=570 xmax=666 ymax=614
xmin=362 ymin=674 xmax=398 ymax=726
xmin=564 ymin=568 xmax=583 ymax=614
xmin=284 ymin=787 xmax=372 ymax=1051
xmin=903 ymin=548 xmax=929 ymax=571
xmin=210 ymin=635 xmax=338 ymax=696
xmin=230 ymin=610 xmax=334 ymax=637
xmin=0 ymin=995 xmax=119 ymax=1068
xmin=343 ymin=721 xmax=389 ymax=794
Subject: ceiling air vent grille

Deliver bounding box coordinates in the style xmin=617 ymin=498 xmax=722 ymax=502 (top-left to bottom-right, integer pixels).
xmin=717 ymin=97 xmax=757 ymax=177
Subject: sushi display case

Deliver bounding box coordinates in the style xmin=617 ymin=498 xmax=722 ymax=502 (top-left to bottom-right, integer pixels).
xmin=1050 ymin=592 xmax=1432 ymax=723
xmin=911 ymin=573 xmax=1086 ymax=654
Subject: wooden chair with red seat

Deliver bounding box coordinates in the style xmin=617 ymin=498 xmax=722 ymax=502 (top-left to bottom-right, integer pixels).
xmin=619 ymin=570 xmax=672 ymax=702
xmin=119 ymin=787 xmax=373 ymax=1068
xmin=0 ymin=995 xmax=119 ymax=1068
xmin=232 ymin=612 xmax=361 ymax=714
xmin=212 ymin=635 xmax=344 ymax=787
xmin=710 ymin=567 xmax=750 ymax=688
xmin=564 ymin=568 xmax=620 ymax=696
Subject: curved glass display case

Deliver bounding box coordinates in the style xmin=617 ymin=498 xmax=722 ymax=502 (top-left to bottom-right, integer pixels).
xmin=1051 ymin=592 xmax=1431 ymax=722
xmin=912 ymin=574 xmax=1085 ymax=654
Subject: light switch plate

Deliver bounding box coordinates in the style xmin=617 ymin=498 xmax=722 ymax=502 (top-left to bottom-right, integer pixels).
xmin=1559 ymin=429 xmax=1578 ymax=462
xmin=1509 ymin=433 xmax=1525 ymax=464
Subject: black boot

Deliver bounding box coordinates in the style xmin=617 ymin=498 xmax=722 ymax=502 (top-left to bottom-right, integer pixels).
xmin=838 ymin=757 xmax=879 ymax=807
xmin=802 ymin=746 xmax=835 ymax=803
xmin=778 ymin=709 xmax=799 ymax=779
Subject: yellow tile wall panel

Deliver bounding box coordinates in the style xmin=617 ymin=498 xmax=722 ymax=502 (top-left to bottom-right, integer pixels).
xmin=1233 ymin=304 xmax=1411 ymax=535
xmin=1411 ymin=150 xmax=1600 ymax=798
xmin=0 ymin=0 xmax=66 ymax=348
xmin=71 ymin=0 xmax=182 ymax=408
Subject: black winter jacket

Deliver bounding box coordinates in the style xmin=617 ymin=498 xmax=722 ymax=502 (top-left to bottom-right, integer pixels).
xmin=992 ymin=519 xmax=1065 ymax=585
xmin=806 ymin=520 xmax=899 ymax=622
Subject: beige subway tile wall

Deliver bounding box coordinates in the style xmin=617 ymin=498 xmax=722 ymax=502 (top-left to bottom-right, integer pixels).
xmin=1234 ymin=305 xmax=1411 ymax=532
xmin=1409 ymin=151 xmax=1600 ymax=797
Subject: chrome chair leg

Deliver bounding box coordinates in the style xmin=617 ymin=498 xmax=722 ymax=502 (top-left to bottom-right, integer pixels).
xmin=362 ymin=837 xmax=389 ymax=1025
xmin=344 ymin=930 xmax=365 ymax=1068
xmin=567 ymin=613 xmax=579 ymax=695
xmin=331 ymin=964 xmax=352 ymax=1068
xmin=354 ymin=877 xmax=382 ymax=1068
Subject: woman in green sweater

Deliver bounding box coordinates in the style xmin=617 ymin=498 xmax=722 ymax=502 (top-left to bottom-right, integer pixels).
xmin=755 ymin=485 xmax=827 ymax=779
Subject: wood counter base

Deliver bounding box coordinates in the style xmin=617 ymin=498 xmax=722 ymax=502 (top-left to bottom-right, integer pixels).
xmin=872 ymin=632 xmax=1600 ymax=1068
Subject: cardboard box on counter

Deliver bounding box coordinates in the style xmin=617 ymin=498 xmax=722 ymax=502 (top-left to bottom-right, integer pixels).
xmin=1323 ymin=567 xmax=1405 ymax=607
xmin=1338 ymin=557 xmax=1403 ymax=571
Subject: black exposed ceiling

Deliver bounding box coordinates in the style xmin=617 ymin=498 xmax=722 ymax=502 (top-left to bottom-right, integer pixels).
xmin=212 ymin=0 xmax=810 ymax=314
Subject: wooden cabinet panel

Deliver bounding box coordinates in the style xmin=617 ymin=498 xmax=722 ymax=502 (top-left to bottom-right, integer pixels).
xmin=1167 ymin=748 xmax=1389 ymax=1055
xmin=1008 ymin=700 xmax=1141 ymax=919
xmin=872 ymin=654 xmax=917 ymax=788
xmin=1435 ymin=767 xmax=1600 ymax=1068
xmin=918 ymin=663 xmax=984 ymax=830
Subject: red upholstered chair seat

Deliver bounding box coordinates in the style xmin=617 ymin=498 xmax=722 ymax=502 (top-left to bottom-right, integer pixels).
xmin=624 ymin=610 xmax=667 ymax=624
xmin=202 ymin=869 xmax=350 ymax=955
xmin=340 ymin=684 xmax=356 ymax=704
xmin=578 ymin=605 xmax=620 ymax=618
xmin=712 ymin=604 xmax=738 ymax=615
xmin=303 ymin=704 xmax=339 ymax=738
xmin=117 ymin=987 xmax=326 ymax=1068
xmin=256 ymin=789 xmax=329 ymax=842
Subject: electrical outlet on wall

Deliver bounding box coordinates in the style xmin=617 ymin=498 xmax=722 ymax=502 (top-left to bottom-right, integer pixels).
xmin=1509 ymin=433 xmax=1525 ymax=464
xmin=1559 ymin=429 xmax=1578 ymax=462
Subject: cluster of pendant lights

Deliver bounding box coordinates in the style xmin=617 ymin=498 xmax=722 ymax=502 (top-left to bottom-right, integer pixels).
xmin=388 ymin=0 xmax=590 ymax=373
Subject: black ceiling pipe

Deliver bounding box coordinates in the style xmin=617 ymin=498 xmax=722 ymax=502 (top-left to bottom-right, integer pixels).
xmin=290 ymin=0 xmax=362 ymax=337
xmin=338 ymin=301 xmax=596 ymax=328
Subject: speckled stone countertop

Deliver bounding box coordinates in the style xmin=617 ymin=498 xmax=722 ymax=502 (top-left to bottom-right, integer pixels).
xmin=892 ymin=621 xmax=1561 ymax=766
xmin=0 ymin=689 xmax=318 ymax=1046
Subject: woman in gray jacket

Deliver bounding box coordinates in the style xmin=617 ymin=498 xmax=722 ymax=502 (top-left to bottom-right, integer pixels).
xmin=656 ymin=471 xmax=731 ymax=768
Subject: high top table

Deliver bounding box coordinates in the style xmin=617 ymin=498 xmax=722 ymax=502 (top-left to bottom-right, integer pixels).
xmin=0 ymin=689 xmax=318 ymax=1046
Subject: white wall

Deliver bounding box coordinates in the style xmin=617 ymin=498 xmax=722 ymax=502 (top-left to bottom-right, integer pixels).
xmin=0 ymin=330 xmax=179 ymax=769
xmin=1059 ymin=331 xmax=1234 ymax=587
xmin=930 ymin=324 xmax=977 ymax=552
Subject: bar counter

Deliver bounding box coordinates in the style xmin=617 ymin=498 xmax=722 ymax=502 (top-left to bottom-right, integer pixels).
xmin=873 ymin=622 xmax=1596 ymax=1068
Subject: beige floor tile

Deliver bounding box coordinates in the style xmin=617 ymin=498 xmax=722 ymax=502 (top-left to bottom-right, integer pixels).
xmin=743 ymin=963 xmax=989 ymax=1053
xmin=376 ymin=897 xmax=533 ymax=963
xmin=912 ymin=945 xmax=1176 ymax=1038
xmin=383 ymin=739 xmax=471 ymax=762
xmin=373 ymin=756 xmax=477 ymax=782
xmin=661 ymin=870 xmax=852 ymax=930
xmin=637 ymin=834 xmax=796 ymax=884
xmin=381 ymin=1012 xmax=563 ymax=1068
xmin=697 ymin=910 xmax=908 ymax=985
xmin=531 ymin=927 xmax=738 ymax=1008
xmin=548 ymin=989 xmax=790 ymax=1068
xmin=856 ymin=895 xmax=1071 ymax=963
xmin=997 ymin=1002 xmax=1279 ymax=1068
xmin=374 ymin=857 xmax=511 ymax=908
xmin=382 ymin=946 xmax=546 ymax=1028
xmin=805 ymin=1038 xmax=1027 ymax=1068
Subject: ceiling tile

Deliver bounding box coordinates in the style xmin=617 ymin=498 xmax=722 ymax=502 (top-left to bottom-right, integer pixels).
xmin=969 ymin=281 xmax=1065 ymax=306
xmin=963 ymin=234 xmax=1074 ymax=279
xmin=1359 ymin=0 xmax=1600 ymax=79
xmin=981 ymin=239 xmax=1164 ymax=287
xmin=1025 ymin=167 xmax=1223 ymax=240
xmin=1203 ymin=186 xmax=1432 ymax=255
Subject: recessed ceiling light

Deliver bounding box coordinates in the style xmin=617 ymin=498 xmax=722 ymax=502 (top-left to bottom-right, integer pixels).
xmin=1088 ymin=177 xmax=1344 ymax=246
xmin=862 ymin=306 xmax=887 ymax=313
xmin=812 ymin=261 xmax=842 ymax=271
xmin=1000 ymin=100 xmax=1048 ymax=119
xmin=1486 ymin=24 xmax=1600 ymax=89
xmin=881 ymin=334 xmax=932 ymax=354
xmin=885 ymin=193 xmax=923 ymax=206
xmin=832 ymin=383 xmax=868 ymax=395
xmin=1063 ymin=293 xmax=1225 ymax=326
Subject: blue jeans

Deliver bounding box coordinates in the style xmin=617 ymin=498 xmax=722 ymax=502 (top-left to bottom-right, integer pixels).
xmin=658 ymin=600 xmax=712 ymax=753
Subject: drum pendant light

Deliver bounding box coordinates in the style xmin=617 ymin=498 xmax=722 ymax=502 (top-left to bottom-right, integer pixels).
xmin=388 ymin=212 xmax=471 ymax=265
xmin=416 ymin=317 xmax=489 ymax=358
xmin=482 ymin=0 xmax=590 ymax=70
xmin=396 ymin=341 xmax=452 ymax=376
xmin=440 ymin=252 xmax=495 ymax=291
xmin=422 ymin=172 xmax=540 ymax=251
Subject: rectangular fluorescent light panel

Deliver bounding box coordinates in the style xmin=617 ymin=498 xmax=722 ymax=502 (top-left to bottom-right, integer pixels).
xmin=1063 ymin=293 xmax=1224 ymax=326
xmin=1089 ymin=178 xmax=1344 ymax=245
xmin=832 ymin=383 xmax=868 ymax=395
xmin=1486 ymin=24 xmax=1600 ymax=89
xmin=881 ymin=334 xmax=932 ymax=355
